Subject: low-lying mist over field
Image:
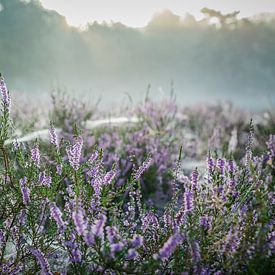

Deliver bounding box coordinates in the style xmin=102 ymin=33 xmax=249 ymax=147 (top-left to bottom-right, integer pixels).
xmin=0 ymin=0 xmax=275 ymax=109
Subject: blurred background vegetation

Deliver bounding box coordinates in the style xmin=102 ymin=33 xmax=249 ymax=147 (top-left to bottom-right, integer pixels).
xmin=0 ymin=0 xmax=275 ymax=109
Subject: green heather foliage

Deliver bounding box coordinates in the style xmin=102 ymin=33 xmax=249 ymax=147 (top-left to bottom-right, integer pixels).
xmin=0 ymin=76 xmax=274 ymax=274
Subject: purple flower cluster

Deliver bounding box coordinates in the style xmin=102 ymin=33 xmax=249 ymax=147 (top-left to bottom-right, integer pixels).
xmin=29 ymin=247 xmax=52 ymax=275
xmin=31 ymin=144 xmax=40 ymax=168
xmin=72 ymin=205 xmax=87 ymax=235
xmin=0 ymin=76 xmax=11 ymax=112
xmin=66 ymin=136 xmax=83 ymax=170
xmin=85 ymin=214 xmax=107 ymax=245
xmin=49 ymin=122 xmax=59 ymax=148
xmin=134 ymin=157 xmax=152 ymax=181
xmin=39 ymin=171 xmax=52 ymax=187
xmin=49 ymin=203 xmax=65 ymax=230
xmin=184 ymin=190 xmax=194 ymax=214
xmin=19 ymin=177 xmax=30 ymax=205
xmin=154 ymin=233 xmax=183 ymax=261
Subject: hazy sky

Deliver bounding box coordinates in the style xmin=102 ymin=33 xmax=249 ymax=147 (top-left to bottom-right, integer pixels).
xmin=40 ymin=0 xmax=275 ymax=27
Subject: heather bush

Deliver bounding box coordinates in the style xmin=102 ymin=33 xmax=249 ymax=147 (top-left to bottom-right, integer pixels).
xmin=0 ymin=76 xmax=274 ymax=274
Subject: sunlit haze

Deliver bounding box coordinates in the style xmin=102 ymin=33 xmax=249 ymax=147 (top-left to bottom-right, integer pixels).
xmin=40 ymin=0 xmax=275 ymax=27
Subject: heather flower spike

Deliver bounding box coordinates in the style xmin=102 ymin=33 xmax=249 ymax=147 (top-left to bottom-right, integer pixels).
xmin=134 ymin=156 xmax=152 ymax=181
xmin=66 ymin=136 xmax=83 ymax=170
xmin=31 ymin=144 xmax=41 ymax=168
xmin=0 ymin=75 xmax=11 ymax=112
xmin=20 ymin=177 xmax=30 ymax=205
xmin=155 ymin=233 xmax=184 ymax=261
xmin=49 ymin=121 xmax=59 ymax=148
xmin=49 ymin=203 xmax=65 ymax=230
xmin=72 ymin=205 xmax=87 ymax=235
xmin=29 ymin=247 xmax=52 ymax=275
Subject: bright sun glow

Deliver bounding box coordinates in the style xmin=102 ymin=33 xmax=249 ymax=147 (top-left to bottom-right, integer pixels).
xmin=40 ymin=0 xmax=275 ymax=28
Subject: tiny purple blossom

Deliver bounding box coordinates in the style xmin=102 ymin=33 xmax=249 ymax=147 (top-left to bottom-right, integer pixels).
xmin=155 ymin=233 xmax=183 ymax=261
xmin=85 ymin=214 xmax=107 ymax=245
xmin=191 ymin=168 xmax=199 ymax=191
xmin=66 ymin=136 xmax=83 ymax=170
xmin=88 ymin=150 xmax=99 ymax=163
xmin=200 ymin=215 xmax=212 ymax=230
xmin=207 ymin=154 xmax=215 ymax=173
xmin=49 ymin=122 xmax=59 ymax=148
xmin=110 ymin=242 xmax=124 ymax=256
xmin=56 ymin=164 xmax=62 ymax=175
xmin=31 ymin=144 xmax=40 ymax=168
xmin=267 ymin=135 xmax=275 ymax=158
xmin=0 ymin=76 xmax=11 ymax=112
xmin=49 ymin=203 xmax=65 ymax=230
xmin=72 ymin=206 xmax=87 ymax=236
xmin=127 ymin=248 xmax=139 ymax=260
xmin=92 ymin=214 xmax=107 ymax=238
xmin=134 ymin=157 xmax=152 ymax=181
xmin=106 ymin=226 xmax=119 ymax=244
xmin=103 ymin=170 xmax=116 ymax=185
xmin=191 ymin=241 xmax=201 ymax=263
xmin=217 ymin=158 xmax=225 ymax=175
xmin=20 ymin=177 xmax=30 ymax=205
xmin=130 ymin=234 xmax=143 ymax=248
xmin=71 ymin=247 xmax=82 ymax=263
xmin=227 ymin=159 xmax=235 ymax=174
xmin=39 ymin=171 xmax=52 ymax=187
xmin=184 ymin=190 xmax=194 ymax=213
xmin=29 ymin=247 xmax=52 ymax=275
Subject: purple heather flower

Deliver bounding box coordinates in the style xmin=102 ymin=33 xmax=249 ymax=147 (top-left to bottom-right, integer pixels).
xmin=191 ymin=168 xmax=199 ymax=191
xmin=200 ymin=215 xmax=212 ymax=230
xmin=127 ymin=248 xmax=139 ymax=260
xmin=106 ymin=226 xmax=119 ymax=244
xmin=217 ymin=158 xmax=225 ymax=175
xmin=245 ymin=120 xmax=254 ymax=167
xmin=207 ymin=153 xmax=215 ymax=173
xmin=228 ymin=179 xmax=236 ymax=189
xmin=93 ymin=214 xmax=107 ymax=237
xmin=12 ymin=139 xmax=20 ymax=151
xmin=71 ymin=247 xmax=82 ymax=263
xmin=184 ymin=190 xmax=194 ymax=213
xmin=154 ymin=233 xmax=183 ymax=261
xmin=18 ymin=209 xmax=27 ymax=225
xmin=72 ymin=206 xmax=87 ymax=236
xmin=20 ymin=177 xmax=30 ymax=205
xmin=49 ymin=203 xmax=65 ymax=230
xmin=66 ymin=136 xmax=83 ymax=170
xmin=88 ymin=150 xmax=99 ymax=163
xmin=91 ymin=177 xmax=102 ymax=198
xmin=49 ymin=122 xmax=59 ymax=148
xmin=227 ymin=159 xmax=235 ymax=174
xmin=0 ymin=229 xmax=5 ymax=245
xmin=134 ymin=157 xmax=152 ymax=181
xmin=222 ymin=228 xmax=240 ymax=255
xmin=29 ymin=247 xmax=52 ymax=275
xmin=267 ymin=135 xmax=275 ymax=158
xmin=191 ymin=241 xmax=201 ymax=263
xmin=142 ymin=212 xmax=159 ymax=231
xmin=130 ymin=234 xmax=143 ymax=248
xmin=31 ymin=145 xmax=40 ymax=168
xmin=85 ymin=214 xmax=107 ymax=245
xmin=267 ymin=230 xmax=275 ymax=256
xmin=110 ymin=242 xmax=124 ymax=256
xmin=39 ymin=171 xmax=52 ymax=187
xmin=56 ymin=164 xmax=62 ymax=175
xmin=0 ymin=76 xmax=11 ymax=112
xmin=103 ymin=170 xmax=116 ymax=185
